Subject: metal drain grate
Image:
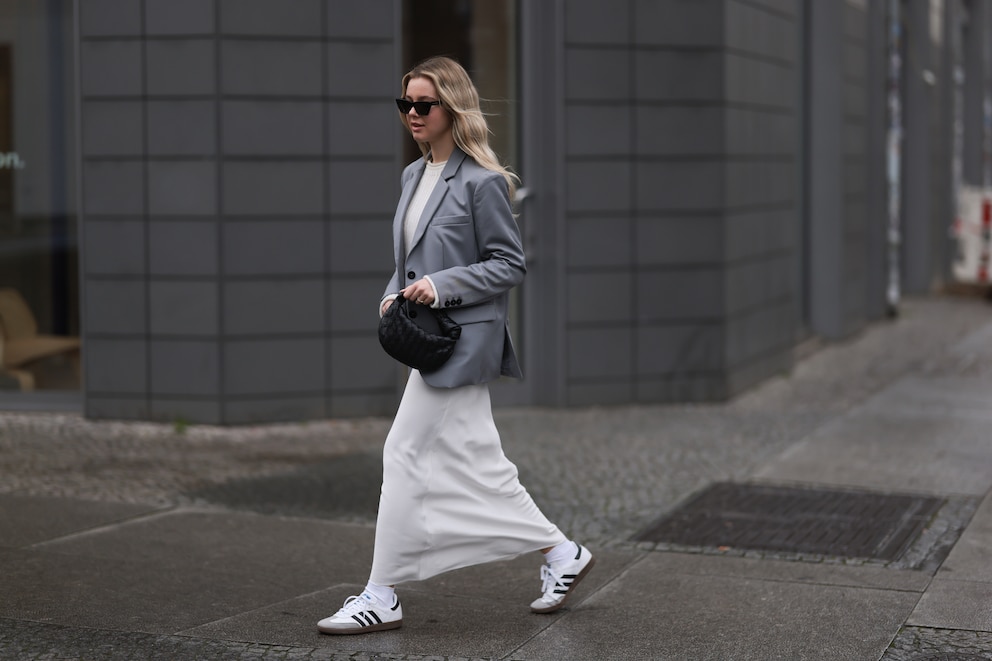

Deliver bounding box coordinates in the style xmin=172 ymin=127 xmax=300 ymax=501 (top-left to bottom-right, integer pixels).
xmin=635 ymin=482 xmax=945 ymax=561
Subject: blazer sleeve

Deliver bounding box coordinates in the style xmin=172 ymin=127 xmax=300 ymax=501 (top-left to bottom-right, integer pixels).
xmin=428 ymin=172 xmax=526 ymax=307
xmin=382 ymin=268 xmax=401 ymax=301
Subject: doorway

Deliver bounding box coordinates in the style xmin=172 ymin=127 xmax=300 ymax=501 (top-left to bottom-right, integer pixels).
xmin=401 ymin=1 xmax=529 ymax=405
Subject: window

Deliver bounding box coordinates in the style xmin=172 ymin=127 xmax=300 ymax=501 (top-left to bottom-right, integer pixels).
xmin=0 ymin=1 xmax=79 ymax=394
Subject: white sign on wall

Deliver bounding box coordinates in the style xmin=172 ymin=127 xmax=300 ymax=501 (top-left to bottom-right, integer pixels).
xmin=0 ymin=152 xmax=25 ymax=169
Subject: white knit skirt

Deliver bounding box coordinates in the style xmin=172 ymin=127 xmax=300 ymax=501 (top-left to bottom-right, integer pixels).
xmin=369 ymin=370 xmax=566 ymax=585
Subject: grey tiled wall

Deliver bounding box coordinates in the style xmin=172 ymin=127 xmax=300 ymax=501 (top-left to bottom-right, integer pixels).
xmin=78 ymin=0 xmax=400 ymax=423
xmin=74 ymin=0 xmax=953 ymax=421
xmin=561 ymin=0 xmax=801 ymax=405
xmin=722 ymin=0 xmax=800 ymax=393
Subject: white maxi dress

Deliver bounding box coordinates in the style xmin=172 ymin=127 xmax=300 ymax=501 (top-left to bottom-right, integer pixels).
xmin=369 ymin=159 xmax=565 ymax=585
xmin=369 ymin=370 xmax=566 ymax=585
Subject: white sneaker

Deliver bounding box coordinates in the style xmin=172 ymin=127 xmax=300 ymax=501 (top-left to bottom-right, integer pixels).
xmin=317 ymin=591 xmax=402 ymax=634
xmin=530 ymin=543 xmax=596 ymax=613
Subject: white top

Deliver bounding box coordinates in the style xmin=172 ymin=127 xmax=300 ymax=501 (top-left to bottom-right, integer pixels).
xmin=404 ymin=160 xmax=446 ymax=255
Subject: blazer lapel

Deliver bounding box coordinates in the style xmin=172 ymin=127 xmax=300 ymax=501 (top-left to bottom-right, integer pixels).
xmin=406 ymin=148 xmax=467 ymax=256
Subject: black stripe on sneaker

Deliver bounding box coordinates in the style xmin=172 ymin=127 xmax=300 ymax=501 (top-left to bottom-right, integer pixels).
xmin=351 ymin=614 xmax=366 ymax=626
xmin=391 ymin=598 xmax=401 ymax=612
xmin=574 ymin=545 xmax=582 ymax=560
xmin=355 ymin=612 xmax=377 ymax=627
xmin=368 ymin=611 xmax=382 ymax=624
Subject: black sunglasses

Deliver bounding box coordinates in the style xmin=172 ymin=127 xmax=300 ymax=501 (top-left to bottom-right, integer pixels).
xmin=395 ymin=98 xmax=441 ymax=115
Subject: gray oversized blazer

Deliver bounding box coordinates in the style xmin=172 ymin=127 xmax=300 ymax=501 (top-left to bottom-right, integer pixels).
xmin=383 ymin=147 xmax=525 ymax=389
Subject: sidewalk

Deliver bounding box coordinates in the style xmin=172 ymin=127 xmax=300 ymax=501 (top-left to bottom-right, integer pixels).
xmin=1 ymin=294 xmax=991 ymax=660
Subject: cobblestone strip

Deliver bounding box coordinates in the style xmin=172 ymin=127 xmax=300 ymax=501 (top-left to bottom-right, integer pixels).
xmin=889 ymin=496 xmax=983 ymax=572
xmin=0 ymin=414 xmax=391 ymax=506
xmin=0 ymin=618 xmax=495 ymax=661
xmin=881 ymin=626 xmax=992 ymax=660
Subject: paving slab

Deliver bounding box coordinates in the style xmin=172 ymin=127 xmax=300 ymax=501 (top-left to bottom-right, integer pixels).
xmin=908 ymin=490 xmax=992 ymax=633
xmin=754 ymin=377 xmax=992 ymax=496
xmin=753 ymin=416 xmax=992 ymax=495
xmin=183 ymin=548 xmax=640 ymax=658
xmin=33 ymin=507 xmax=375 ymax=586
xmin=865 ymin=376 xmax=992 ymax=418
xmin=0 ymin=494 xmax=160 ymax=548
xmin=511 ymin=553 xmax=921 ymax=661
xmin=907 ymin=579 xmax=992 ymax=632
xmin=187 ymin=580 xmax=556 ymax=659
xmin=949 ymin=315 xmax=992 ymax=357
xmin=0 ymin=546 xmax=298 ymax=634
xmin=2 ymin=509 xmax=376 ymax=634
xmin=638 ymin=552 xmax=931 ymax=593
xmin=0 ymin=619 xmax=370 ymax=661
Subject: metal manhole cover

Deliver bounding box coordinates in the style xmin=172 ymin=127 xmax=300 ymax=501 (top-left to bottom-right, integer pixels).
xmin=635 ymin=482 xmax=945 ymax=561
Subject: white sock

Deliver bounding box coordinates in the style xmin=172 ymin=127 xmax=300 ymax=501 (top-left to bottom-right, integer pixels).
xmin=543 ymin=540 xmax=577 ymax=566
xmin=364 ymin=580 xmax=395 ymax=607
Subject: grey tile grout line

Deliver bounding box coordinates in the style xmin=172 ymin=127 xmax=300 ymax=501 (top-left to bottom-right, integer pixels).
xmin=173 ymin=582 xmax=364 ymax=638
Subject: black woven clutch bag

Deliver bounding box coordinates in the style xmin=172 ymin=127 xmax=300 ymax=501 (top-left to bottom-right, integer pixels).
xmin=378 ymin=298 xmax=462 ymax=372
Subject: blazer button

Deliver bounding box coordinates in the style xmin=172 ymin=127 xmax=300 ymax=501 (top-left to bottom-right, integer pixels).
xmin=407 ymin=271 xmax=416 ymax=279
xmin=456 ymin=298 xmax=462 ymax=305
xmin=444 ymin=301 xmax=450 ymax=307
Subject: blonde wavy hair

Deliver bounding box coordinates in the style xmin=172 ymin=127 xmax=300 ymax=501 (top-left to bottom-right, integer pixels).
xmin=401 ymin=56 xmax=519 ymax=198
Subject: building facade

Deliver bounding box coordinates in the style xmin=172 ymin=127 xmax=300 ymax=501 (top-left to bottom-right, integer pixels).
xmin=1 ymin=0 xmax=989 ymax=423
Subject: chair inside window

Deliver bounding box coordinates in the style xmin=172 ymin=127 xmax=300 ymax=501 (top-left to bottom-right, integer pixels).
xmin=0 ymin=288 xmax=80 ymax=391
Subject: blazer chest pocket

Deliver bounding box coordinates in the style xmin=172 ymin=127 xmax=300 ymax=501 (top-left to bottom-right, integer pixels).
xmin=433 ymin=215 xmax=477 ymax=268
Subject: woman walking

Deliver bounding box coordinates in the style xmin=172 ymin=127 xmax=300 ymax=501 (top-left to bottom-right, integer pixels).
xmin=317 ymin=56 xmax=593 ymax=635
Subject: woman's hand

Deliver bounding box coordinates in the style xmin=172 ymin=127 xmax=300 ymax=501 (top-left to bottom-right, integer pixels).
xmin=401 ymin=279 xmax=435 ymax=306
xmin=380 ymin=298 xmax=396 ymax=316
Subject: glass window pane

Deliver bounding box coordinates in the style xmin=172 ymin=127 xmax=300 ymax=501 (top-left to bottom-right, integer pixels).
xmin=0 ymin=1 xmax=80 ymax=393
